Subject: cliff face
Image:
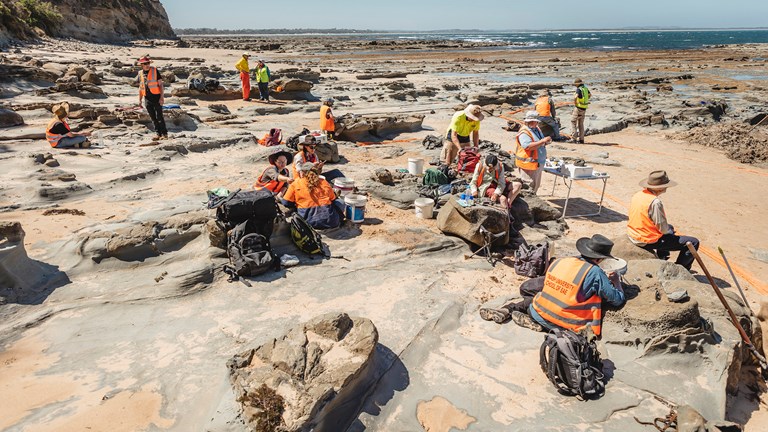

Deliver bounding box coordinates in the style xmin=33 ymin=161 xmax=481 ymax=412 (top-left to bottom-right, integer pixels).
xmin=0 ymin=0 xmax=175 ymax=45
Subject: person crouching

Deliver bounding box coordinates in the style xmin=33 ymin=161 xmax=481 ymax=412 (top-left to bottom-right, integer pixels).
xmin=46 ymin=102 xmax=91 ymax=148
xmin=282 ymin=162 xmax=345 ymax=229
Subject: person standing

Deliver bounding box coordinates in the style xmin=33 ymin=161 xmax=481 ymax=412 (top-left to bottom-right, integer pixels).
xmin=571 ymin=78 xmax=591 ymax=143
xmin=137 ymin=56 xmax=168 ymax=140
xmin=627 ymin=170 xmax=700 ymax=271
xmin=320 ymin=98 xmax=335 ymax=140
xmin=514 ymin=111 xmax=551 ymax=194
xmin=255 ymin=60 xmax=271 ymax=102
xmin=235 ymin=52 xmax=251 ymax=101
xmin=535 ymin=89 xmax=562 ymax=141
xmin=46 ymin=102 xmax=91 ymax=148
xmin=443 ymin=104 xmax=484 ymax=166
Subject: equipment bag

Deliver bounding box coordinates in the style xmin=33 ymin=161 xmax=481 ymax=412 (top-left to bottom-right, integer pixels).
xmin=258 ymin=128 xmax=283 ymax=146
xmin=539 ymin=328 xmax=605 ymax=399
xmin=514 ymin=242 xmax=549 ymax=278
xmin=289 ymin=214 xmax=324 ymax=256
xmin=457 ymin=147 xmax=481 ymax=173
xmin=225 ymin=221 xmax=276 ymax=278
xmin=215 ymin=189 xmax=278 ymax=235
xmin=422 ymin=168 xmax=450 ymax=186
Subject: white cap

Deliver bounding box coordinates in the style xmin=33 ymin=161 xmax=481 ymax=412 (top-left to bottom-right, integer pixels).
xmin=523 ymin=111 xmax=540 ymax=123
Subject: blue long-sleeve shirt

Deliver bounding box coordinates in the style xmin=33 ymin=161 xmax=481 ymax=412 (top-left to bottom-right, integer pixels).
xmin=518 ymin=126 xmax=547 ymax=166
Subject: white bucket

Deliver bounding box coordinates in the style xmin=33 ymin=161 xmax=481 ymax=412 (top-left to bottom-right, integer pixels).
xmin=408 ymin=158 xmax=424 ymax=175
xmin=345 ymin=194 xmax=367 ymax=223
xmin=414 ymin=198 xmax=435 ymax=219
xmin=333 ymin=177 xmax=355 ymax=197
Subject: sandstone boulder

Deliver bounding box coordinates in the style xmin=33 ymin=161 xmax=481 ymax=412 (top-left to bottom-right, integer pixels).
xmin=81 ymin=71 xmax=102 ymax=85
xmin=372 ymin=168 xmax=394 ymax=186
xmin=228 ymin=312 xmax=378 ymax=432
xmin=356 ymin=179 xmax=420 ymax=210
xmin=0 ymin=108 xmax=24 ymax=128
xmin=335 ymin=113 xmax=424 ymax=142
xmin=1 ymin=222 xmax=67 ymax=304
xmin=314 ymin=142 xmax=340 ymax=163
xmin=610 ymin=234 xmax=657 ymax=261
xmin=437 ymin=196 xmax=509 ymax=247
xmin=509 ymin=192 xmax=562 ymax=225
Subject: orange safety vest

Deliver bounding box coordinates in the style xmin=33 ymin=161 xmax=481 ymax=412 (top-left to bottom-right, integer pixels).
xmin=45 ymin=117 xmax=70 ymax=147
xmin=253 ymin=166 xmax=289 ymax=193
xmin=292 ymin=151 xmax=319 ymax=178
xmin=476 ymin=165 xmax=500 ymax=187
xmin=535 ymin=96 xmax=552 ymax=117
xmin=515 ymin=129 xmax=539 ymax=170
xmin=532 ymin=257 xmax=603 ymax=336
xmin=139 ymin=66 xmax=162 ymax=97
xmin=627 ymin=189 xmax=664 ymax=244
xmin=320 ymin=105 xmax=335 ymax=132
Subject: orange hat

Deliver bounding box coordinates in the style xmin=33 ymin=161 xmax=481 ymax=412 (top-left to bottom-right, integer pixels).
xmin=137 ymin=56 xmax=152 ymax=65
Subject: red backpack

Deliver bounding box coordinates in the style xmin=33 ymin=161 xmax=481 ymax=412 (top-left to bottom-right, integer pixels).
xmin=457 ymin=147 xmax=480 ymax=173
xmin=258 ymin=128 xmax=283 ymax=146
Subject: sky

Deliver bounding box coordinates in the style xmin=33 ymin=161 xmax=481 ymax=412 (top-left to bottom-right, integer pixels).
xmin=161 ymin=0 xmax=768 ymax=31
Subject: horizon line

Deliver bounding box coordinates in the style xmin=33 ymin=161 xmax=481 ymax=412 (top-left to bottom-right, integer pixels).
xmin=173 ymin=26 xmax=768 ymax=32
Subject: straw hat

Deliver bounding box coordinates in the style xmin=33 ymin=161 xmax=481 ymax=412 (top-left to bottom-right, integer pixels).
xmin=640 ymin=170 xmax=677 ymax=190
xmin=268 ymin=150 xmax=293 ymax=165
xmin=52 ymin=101 xmax=70 ymax=118
xmin=574 ymin=78 xmax=583 ymax=85
xmin=137 ymin=56 xmax=152 ymax=65
xmin=576 ymin=234 xmax=615 ymax=260
xmin=464 ymin=104 xmax=485 ymax=121
xmin=523 ymin=110 xmax=540 ymax=123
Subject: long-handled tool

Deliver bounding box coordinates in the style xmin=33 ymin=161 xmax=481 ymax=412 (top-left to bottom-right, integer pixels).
xmin=717 ymin=246 xmax=754 ymax=315
xmin=750 ymin=114 xmax=768 ymax=132
xmin=686 ymin=242 xmax=768 ymax=371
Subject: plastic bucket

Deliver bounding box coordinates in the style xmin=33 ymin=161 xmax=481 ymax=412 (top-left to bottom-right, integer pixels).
xmin=408 ymin=158 xmax=424 ymax=175
xmin=414 ymin=198 xmax=435 ymax=219
xmin=333 ymin=177 xmax=355 ymax=197
xmin=345 ymin=194 xmax=367 ymax=223
xmin=598 ymin=258 xmax=628 ymax=275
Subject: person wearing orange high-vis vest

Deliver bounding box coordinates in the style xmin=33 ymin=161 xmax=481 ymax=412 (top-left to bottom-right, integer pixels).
xmin=470 ymin=154 xmax=522 ymax=209
xmin=534 ymin=89 xmax=562 ymax=141
xmin=46 ymin=102 xmax=90 ymax=148
xmin=137 ymin=56 xmax=168 ymax=140
xmin=627 ymin=170 xmax=700 ymax=271
xmin=254 ymin=150 xmax=294 ymax=198
xmin=320 ymin=98 xmax=335 ymax=140
xmin=515 ymin=111 xmax=551 ymax=194
xmin=480 ymin=234 xmax=625 ymax=336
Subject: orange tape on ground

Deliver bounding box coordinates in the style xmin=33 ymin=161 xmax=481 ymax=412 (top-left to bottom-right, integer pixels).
xmin=356 ymin=139 xmax=420 ymax=147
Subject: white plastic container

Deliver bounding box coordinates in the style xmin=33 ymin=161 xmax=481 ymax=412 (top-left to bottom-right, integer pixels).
xmin=564 ymin=164 xmax=594 ymax=178
xmin=344 ymin=194 xmax=367 ymax=223
xmin=333 ymin=178 xmax=355 ymax=197
xmin=599 ymin=258 xmax=628 ymax=275
xmin=408 ymin=158 xmax=424 ymax=175
xmin=414 ymin=198 xmax=435 ymax=219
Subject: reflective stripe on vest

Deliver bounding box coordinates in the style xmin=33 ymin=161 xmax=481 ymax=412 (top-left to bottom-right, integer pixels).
xmin=515 ymin=128 xmax=539 ymax=170
xmin=476 ymin=165 xmax=500 ymax=187
xmin=320 ymin=105 xmax=335 ymax=132
xmin=45 ymin=117 xmax=70 ymax=147
xmin=535 ymin=96 xmax=551 ymax=117
xmin=627 ymin=189 xmax=664 ymax=244
xmin=139 ymin=67 xmax=162 ymax=97
xmin=576 ymin=85 xmax=590 ymax=109
xmin=532 ymin=257 xmax=603 ymax=335
xmin=254 ymin=167 xmax=287 ymax=193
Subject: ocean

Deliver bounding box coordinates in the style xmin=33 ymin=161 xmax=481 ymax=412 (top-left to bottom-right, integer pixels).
xmin=371 ymin=29 xmax=768 ymax=51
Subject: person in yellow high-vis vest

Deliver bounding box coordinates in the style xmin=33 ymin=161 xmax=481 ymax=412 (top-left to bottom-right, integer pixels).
xmin=255 ymin=60 xmax=271 ymax=102
xmin=571 ymin=78 xmax=591 ymax=143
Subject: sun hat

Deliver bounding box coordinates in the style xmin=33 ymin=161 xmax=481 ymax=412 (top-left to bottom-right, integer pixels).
xmin=523 ymin=110 xmax=540 ymax=123
xmin=137 ymin=56 xmax=152 ymax=65
xmin=576 ymin=234 xmax=615 ymax=260
xmin=574 ymin=78 xmax=583 ymax=85
xmin=268 ymin=150 xmax=293 ymax=165
xmin=464 ymin=104 xmax=485 ymax=122
xmin=243 ymin=52 xmax=250 ymax=58
xmin=639 ymin=170 xmax=677 ymax=190
xmin=298 ymin=162 xmax=315 ymax=172
xmin=324 ymin=97 xmax=334 ymax=105
xmin=52 ymin=101 xmax=70 ymax=118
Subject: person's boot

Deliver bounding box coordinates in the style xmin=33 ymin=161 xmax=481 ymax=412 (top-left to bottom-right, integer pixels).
xmin=479 ymin=308 xmax=510 ymax=324
xmin=510 ymin=311 xmax=544 ymax=332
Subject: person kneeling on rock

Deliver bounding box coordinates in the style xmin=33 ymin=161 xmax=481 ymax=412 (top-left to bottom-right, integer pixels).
xmin=46 ymin=102 xmax=91 ymax=149
xmin=470 ymin=154 xmax=523 ymax=209
xmin=480 ymin=234 xmax=625 ymax=336
xmin=282 ymin=162 xmax=346 ymax=230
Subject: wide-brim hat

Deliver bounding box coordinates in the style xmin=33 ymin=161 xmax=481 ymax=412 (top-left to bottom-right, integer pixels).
xmin=137 ymin=56 xmax=152 ymax=65
xmin=268 ymin=150 xmax=293 ymax=165
xmin=464 ymin=104 xmax=485 ymax=121
xmin=640 ymin=170 xmax=677 ymax=190
xmin=574 ymin=78 xmax=583 ymax=85
xmin=243 ymin=52 xmax=250 ymax=58
xmin=523 ymin=110 xmax=540 ymax=123
xmin=52 ymin=101 xmax=70 ymax=118
xmin=576 ymin=234 xmax=615 ymax=260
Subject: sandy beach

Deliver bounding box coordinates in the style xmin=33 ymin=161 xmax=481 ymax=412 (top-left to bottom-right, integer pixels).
xmin=1 ymin=35 xmax=768 ymax=431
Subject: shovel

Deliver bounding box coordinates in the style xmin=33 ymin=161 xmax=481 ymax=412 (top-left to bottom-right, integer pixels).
xmin=686 ymin=242 xmax=768 ymax=373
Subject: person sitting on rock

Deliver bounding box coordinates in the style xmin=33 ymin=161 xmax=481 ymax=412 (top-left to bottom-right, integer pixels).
xmin=480 ymin=234 xmax=625 ymax=337
xmin=46 ymin=102 xmax=91 ymax=148
xmin=282 ymin=162 xmax=345 ymax=229
xmin=254 ymin=150 xmax=294 ymax=198
xmin=627 ymin=170 xmax=700 ymax=271
xmin=535 ymin=89 xmax=562 ymax=141
xmin=443 ymin=104 xmax=484 ymax=166
xmin=514 ymin=111 xmax=551 ymax=194
xmin=320 ymin=98 xmax=335 ymax=141
xmin=137 ymin=56 xmax=168 ymax=141
xmin=293 ymin=135 xmax=325 ymax=178
xmin=470 ymin=154 xmax=522 ymax=209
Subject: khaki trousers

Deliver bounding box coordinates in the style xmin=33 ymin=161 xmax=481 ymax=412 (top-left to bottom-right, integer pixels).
xmin=571 ymin=107 xmax=586 ymax=142
xmin=518 ymin=167 xmax=542 ymax=194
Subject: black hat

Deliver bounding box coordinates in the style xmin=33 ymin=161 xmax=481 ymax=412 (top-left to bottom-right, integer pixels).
xmin=268 ymin=150 xmax=293 ymax=165
xmin=485 ymin=154 xmax=498 ymax=167
xmin=575 ymin=234 xmax=615 ymax=260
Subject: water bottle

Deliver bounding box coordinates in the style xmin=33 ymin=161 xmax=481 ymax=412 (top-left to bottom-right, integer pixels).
xmin=465 ymin=185 xmax=474 ymax=207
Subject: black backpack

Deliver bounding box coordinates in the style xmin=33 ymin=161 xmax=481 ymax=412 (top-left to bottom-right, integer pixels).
xmin=216 ymin=189 xmax=278 ymax=236
xmin=514 ymin=242 xmax=550 ymax=278
xmin=289 ymin=214 xmax=324 ymax=256
xmin=225 ymin=221 xmax=276 ymax=278
xmin=539 ymin=328 xmax=605 ymax=399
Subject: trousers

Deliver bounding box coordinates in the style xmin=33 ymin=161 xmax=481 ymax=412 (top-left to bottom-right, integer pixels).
xmin=642 ymin=233 xmax=700 ymax=270
xmin=240 ymin=71 xmax=251 ymax=100
xmin=145 ymin=98 xmax=167 ymax=136
xmin=571 ymin=107 xmax=586 ymax=142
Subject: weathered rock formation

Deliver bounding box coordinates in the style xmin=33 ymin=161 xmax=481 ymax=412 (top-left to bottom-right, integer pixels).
xmin=335 ymin=113 xmax=425 ymax=142
xmin=437 ymin=196 xmax=510 ymax=247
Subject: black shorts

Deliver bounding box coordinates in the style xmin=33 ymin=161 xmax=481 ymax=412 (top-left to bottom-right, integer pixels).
xmin=445 ymin=130 xmax=470 ymax=144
